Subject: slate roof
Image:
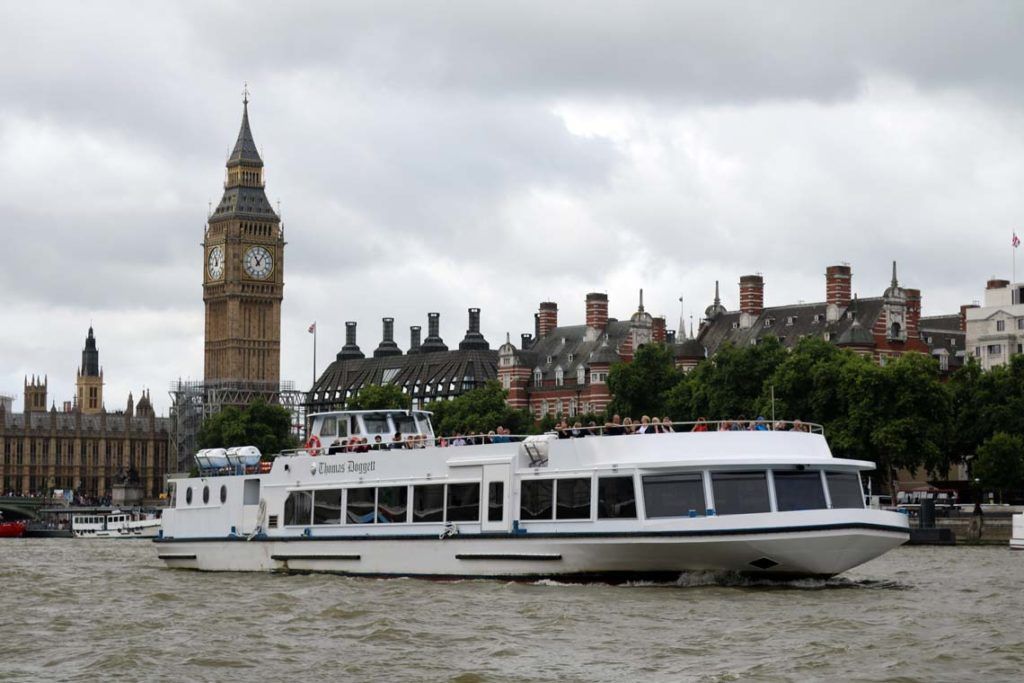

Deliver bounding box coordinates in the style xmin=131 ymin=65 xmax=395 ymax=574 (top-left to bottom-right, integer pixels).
xmin=308 ymin=349 xmax=498 ymax=411
xmin=919 ymin=315 xmax=966 ymax=369
xmin=1 ymin=410 xmax=168 ymax=433
xmin=513 ymin=320 xmax=636 ymax=379
xmin=696 ymin=298 xmax=887 ymax=355
xmin=228 ymin=101 xmax=263 ymax=166
xmin=209 ymin=186 xmax=279 ymax=222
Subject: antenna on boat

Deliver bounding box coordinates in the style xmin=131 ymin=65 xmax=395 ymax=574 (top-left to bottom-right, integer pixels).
xmin=770 ymin=384 xmax=776 ymax=424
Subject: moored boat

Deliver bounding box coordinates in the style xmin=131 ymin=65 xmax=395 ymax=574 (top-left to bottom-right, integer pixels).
xmin=157 ymin=410 xmax=909 ymax=579
xmin=73 ymin=509 xmax=162 ymax=538
xmin=0 ymin=513 xmax=27 ymax=538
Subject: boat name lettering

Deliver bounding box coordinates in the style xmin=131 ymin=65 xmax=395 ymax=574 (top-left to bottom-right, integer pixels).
xmin=317 ymin=460 xmax=377 ymax=476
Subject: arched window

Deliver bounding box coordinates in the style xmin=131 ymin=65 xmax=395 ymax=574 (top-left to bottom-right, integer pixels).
xmin=889 ymin=322 xmax=902 ymax=339
xmin=534 ymin=368 xmax=543 ymax=387
xmin=554 ymin=366 xmax=564 ymax=387
xmin=577 ymin=366 xmax=586 ymax=384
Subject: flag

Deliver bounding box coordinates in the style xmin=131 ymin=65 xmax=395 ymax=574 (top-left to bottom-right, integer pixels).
xmin=1014 ymin=232 xmax=1021 ymax=248
xmin=308 ymin=322 xmax=316 ymax=334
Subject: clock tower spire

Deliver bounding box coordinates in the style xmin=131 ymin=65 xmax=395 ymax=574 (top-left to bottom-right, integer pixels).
xmin=203 ymin=91 xmax=284 ymax=387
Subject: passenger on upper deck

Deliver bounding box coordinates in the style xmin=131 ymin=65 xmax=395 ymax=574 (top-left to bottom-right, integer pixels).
xmin=693 ymin=417 xmax=709 ymax=432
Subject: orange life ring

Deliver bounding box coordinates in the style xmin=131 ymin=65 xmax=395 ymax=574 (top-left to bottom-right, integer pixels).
xmin=305 ymin=434 xmax=322 ymax=456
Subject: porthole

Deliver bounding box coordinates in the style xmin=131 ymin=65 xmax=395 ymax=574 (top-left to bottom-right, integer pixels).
xmin=220 ymin=485 xmax=227 ymax=504
xmin=186 ymin=487 xmax=193 ymax=505
xmin=203 ymin=486 xmax=210 ymax=504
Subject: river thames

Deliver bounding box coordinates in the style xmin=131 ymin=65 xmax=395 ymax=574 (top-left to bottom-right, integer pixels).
xmin=0 ymin=541 xmax=1020 ymax=682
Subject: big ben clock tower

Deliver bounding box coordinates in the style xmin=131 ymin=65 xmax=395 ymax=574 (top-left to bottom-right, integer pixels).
xmin=203 ymin=93 xmax=284 ymax=386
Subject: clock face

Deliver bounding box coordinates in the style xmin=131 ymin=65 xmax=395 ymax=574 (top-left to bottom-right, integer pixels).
xmin=207 ymin=245 xmax=224 ymax=280
xmin=243 ymin=245 xmax=274 ymax=279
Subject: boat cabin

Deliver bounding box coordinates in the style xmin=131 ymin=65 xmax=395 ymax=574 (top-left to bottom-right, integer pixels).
xmin=309 ymin=410 xmax=436 ymax=445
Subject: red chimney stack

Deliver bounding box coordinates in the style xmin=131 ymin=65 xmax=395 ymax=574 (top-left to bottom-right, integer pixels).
xmin=825 ymin=265 xmax=852 ymax=307
xmin=585 ymin=292 xmax=608 ymax=330
xmin=739 ymin=275 xmax=764 ymax=316
xmin=537 ymin=302 xmax=558 ymax=338
xmin=904 ymin=288 xmax=921 ymax=339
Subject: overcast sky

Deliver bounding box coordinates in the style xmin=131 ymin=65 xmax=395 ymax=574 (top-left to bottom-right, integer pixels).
xmin=2 ymin=1 xmax=1023 ymax=414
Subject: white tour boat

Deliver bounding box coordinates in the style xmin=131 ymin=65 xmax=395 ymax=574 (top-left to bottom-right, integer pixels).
xmin=73 ymin=509 xmax=162 ymax=539
xmin=156 ymin=410 xmax=910 ymax=579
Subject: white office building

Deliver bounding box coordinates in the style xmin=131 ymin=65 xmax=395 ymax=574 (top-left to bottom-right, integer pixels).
xmin=965 ymin=279 xmax=1024 ymax=370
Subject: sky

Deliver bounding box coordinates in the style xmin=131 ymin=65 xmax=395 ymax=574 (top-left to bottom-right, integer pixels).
xmin=2 ymin=1 xmax=1023 ymax=414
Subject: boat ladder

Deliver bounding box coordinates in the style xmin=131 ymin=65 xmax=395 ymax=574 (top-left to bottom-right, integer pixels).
xmin=523 ymin=441 xmax=548 ymax=467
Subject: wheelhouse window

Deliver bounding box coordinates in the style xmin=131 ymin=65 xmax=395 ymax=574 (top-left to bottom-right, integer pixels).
xmin=520 ymin=479 xmax=553 ymax=520
xmin=597 ymin=476 xmax=636 ymax=519
xmin=346 ymin=488 xmax=376 ymax=524
xmin=412 ymin=484 xmax=445 ymax=523
xmin=643 ymin=473 xmax=705 ymax=518
xmin=711 ymin=471 xmax=771 ymax=515
xmin=320 ymin=416 xmax=337 ymax=438
xmin=313 ymin=489 xmax=343 ymax=524
xmin=556 ymin=478 xmax=592 ymax=519
xmin=284 ymin=490 xmax=313 ymax=526
xmin=773 ymin=471 xmax=827 ymax=511
xmin=378 ymin=486 xmax=408 ymax=523
xmin=394 ymin=414 xmax=418 ymax=436
xmin=827 ymin=472 xmax=864 ymax=509
xmin=488 ymin=482 xmax=504 ymax=522
xmin=362 ymin=413 xmax=391 ymax=435
xmin=446 ymin=483 xmax=480 ymax=522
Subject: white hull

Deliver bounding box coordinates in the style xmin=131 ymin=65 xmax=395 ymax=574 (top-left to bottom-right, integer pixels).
xmin=1012 ymin=513 xmax=1024 ymax=550
xmin=157 ymin=516 xmax=907 ymax=579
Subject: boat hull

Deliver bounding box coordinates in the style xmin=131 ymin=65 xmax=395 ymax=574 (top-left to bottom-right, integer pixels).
xmin=0 ymin=521 xmax=27 ymax=538
xmin=156 ymin=524 xmax=908 ymax=579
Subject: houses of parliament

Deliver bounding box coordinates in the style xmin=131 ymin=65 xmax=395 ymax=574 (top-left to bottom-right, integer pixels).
xmin=2 ymin=95 xmax=286 ymax=499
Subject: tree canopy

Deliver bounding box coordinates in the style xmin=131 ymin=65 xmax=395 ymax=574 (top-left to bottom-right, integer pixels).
xmin=198 ymin=400 xmax=297 ymax=457
xmin=607 ymin=343 xmax=683 ymax=418
xmin=973 ymin=432 xmax=1024 ymax=503
xmin=346 ymin=384 xmax=411 ymax=411
xmin=428 ymin=380 xmax=534 ymax=436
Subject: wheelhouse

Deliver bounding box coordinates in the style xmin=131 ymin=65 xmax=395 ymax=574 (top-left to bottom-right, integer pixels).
xmin=309 ymin=410 xmax=436 ymax=443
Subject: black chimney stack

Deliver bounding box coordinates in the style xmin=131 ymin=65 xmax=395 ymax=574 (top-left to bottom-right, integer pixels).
xmin=374 ymin=317 xmax=402 ymax=358
xmin=337 ymin=321 xmax=365 ymax=360
xmin=458 ymin=307 xmax=490 ymax=350
xmin=408 ymin=326 xmax=422 ymax=354
xmin=420 ymin=312 xmax=448 ymax=353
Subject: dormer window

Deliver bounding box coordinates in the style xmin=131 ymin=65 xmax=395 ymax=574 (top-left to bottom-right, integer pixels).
xmin=533 ymin=368 xmax=543 ymax=387
xmin=813 ymin=314 xmax=824 ymax=324
xmin=567 ymin=353 xmax=574 ymax=363
xmin=554 ymin=366 xmax=564 ymax=386
xmin=763 ymin=318 xmax=774 ymax=328
xmin=785 ymin=316 xmax=796 ymax=326
xmin=731 ymin=322 xmax=739 ymax=330
xmin=577 ymin=366 xmax=586 ymax=384
xmin=546 ymin=355 xmax=553 ymax=365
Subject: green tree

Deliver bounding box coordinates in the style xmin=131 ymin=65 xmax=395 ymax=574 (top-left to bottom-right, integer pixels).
xmin=973 ymin=432 xmax=1024 ymax=503
xmin=346 ymin=384 xmax=411 ymax=410
xmin=429 ymin=380 xmax=534 ymax=436
xmin=607 ymin=343 xmax=683 ymax=418
xmin=198 ymin=399 xmax=298 ymax=457
xmin=674 ymin=337 xmax=788 ymax=420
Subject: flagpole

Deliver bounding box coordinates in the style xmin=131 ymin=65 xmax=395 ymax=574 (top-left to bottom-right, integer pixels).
xmin=312 ymin=323 xmax=317 ymax=387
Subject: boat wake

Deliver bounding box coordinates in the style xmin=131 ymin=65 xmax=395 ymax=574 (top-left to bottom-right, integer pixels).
xmin=526 ymin=572 xmax=912 ymax=591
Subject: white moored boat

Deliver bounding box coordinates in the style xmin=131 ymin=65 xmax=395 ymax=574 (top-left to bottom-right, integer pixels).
xmin=156 ymin=410 xmax=909 ymax=579
xmin=73 ymin=509 xmax=162 ymax=538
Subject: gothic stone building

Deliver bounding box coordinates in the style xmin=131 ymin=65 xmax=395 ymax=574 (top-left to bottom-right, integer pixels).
xmin=497 ymin=292 xmax=668 ymax=419
xmin=0 ymin=329 xmax=170 ymax=499
xmin=307 ymin=310 xmax=498 ymax=413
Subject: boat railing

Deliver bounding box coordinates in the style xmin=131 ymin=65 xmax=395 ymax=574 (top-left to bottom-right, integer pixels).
xmin=268 ymin=419 xmax=823 ymax=458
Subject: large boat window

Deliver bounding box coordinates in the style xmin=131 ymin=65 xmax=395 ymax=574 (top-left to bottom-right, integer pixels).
xmin=284 ymin=490 xmax=313 ymax=526
xmin=556 ymin=478 xmax=591 ymax=520
xmin=320 ymin=416 xmax=338 ymax=438
xmin=220 ymin=485 xmax=227 ymax=504
xmin=827 ymin=472 xmax=864 ymax=509
xmin=378 ymin=486 xmax=409 ymax=523
xmin=520 ymin=480 xmax=553 ymax=520
xmin=597 ymin=477 xmax=636 ymax=519
xmin=185 ymin=487 xmax=193 ymax=505
xmin=447 ymin=483 xmax=480 ymax=522
xmin=488 ymin=482 xmax=504 ymax=522
xmin=313 ymin=489 xmax=343 ymax=525
xmin=394 ymin=414 xmax=418 ymax=435
xmin=362 ymin=413 xmax=392 ymax=435
xmin=202 ymin=486 xmax=210 ymax=504
xmin=413 ymin=484 xmax=445 ymax=523
xmin=774 ymin=471 xmax=827 ymax=511
xmin=347 ymin=488 xmax=376 ymax=524
xmin=711 ymin=471 xmax=771 ymax=515
xmin=643 ymin=474 xmax=705 ymax=518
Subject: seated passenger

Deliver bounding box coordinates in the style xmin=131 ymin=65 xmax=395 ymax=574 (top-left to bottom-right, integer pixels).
xmin=391 ymin=432 xmax=404 ymax=450
xmin=623 ymin=417 xmax=635 ymax=434
xmin=327 ymin=439 xmax=344 ymax=455
xmin=605 ymin=414 xmax=624 ymax=436
xmin=586 ymin=421 xmax=599 ymax=436
xmin=570 ymin=421 xmax=584 ymax=438
xmin=661 ymin=417 xmax=675 ymax=433
xmin=371 ymin=435 xmax=384 ymax=450
xmin=754 ymin=416 xmax=769 ymax=431
xmin=636 ymin=416 xmax=652 ymax=434
xmin=692 ymin=417 xmax=709 ymax=432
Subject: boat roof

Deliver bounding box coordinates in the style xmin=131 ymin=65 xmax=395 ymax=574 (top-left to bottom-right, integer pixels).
xmin=308 ymin=409 xmax=434 ymax=418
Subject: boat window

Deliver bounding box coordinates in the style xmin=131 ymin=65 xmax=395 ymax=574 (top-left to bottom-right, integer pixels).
xmin=378 ymin=486 xmax=409 ymax=523
xmin=362 ymin=413 xmax=391 ymax=435
xmin=347 ymin=488 xmax=376 ymax=524
xmin=284 ymin=491 xmax=313 ymax=526
xmin=597 ymin=476 xmax=637 ymax=519
xmin=413 ymin=484 xmax=445 ymax=523
xmin=774 ymin=471 xmax=827 ymax=511
xmin=313 ymin=489 xmax=343 ymax=525
xmin=202 ymin=486 xmax=210 ymax=504
xmin=556 ymin=478 xmax=591 ymax=520
xmin=447 ymin=483 xmax=480 ymax=522
xmin=185 ymin=487 xmax=193 ymax=505
xmin=488 ymin=481 xmax=504 ymax=522
xmin=827 ymin=472 xmax=864 ymax=509
xmin=711 ymin=471 xmax=771 ymax=515
xmin=220 ymin=485 xmax=227 ymax=504
xmin=643 ymin=473 xmax=705 ymax=518
xmin=320 ymin=416 xmax=337 ymax=438
xmin=243 ymin=479 xmax=260 ymax=505
xmin=520 ymin=480 xmax=553 ymax=520
xmin=394 ymin=414 xmax=418 ymax=435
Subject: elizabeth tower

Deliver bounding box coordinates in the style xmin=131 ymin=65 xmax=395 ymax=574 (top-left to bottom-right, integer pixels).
xmin=203 ymin=95 xmax=284 ymax=386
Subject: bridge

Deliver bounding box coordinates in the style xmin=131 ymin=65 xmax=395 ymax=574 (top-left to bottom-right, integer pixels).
xmin=0 ymin=496 xmax=47 ymax=521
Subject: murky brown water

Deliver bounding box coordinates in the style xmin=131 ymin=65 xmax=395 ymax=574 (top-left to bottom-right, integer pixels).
xmin=0 ymin=540 xmax=1021 ymax=682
